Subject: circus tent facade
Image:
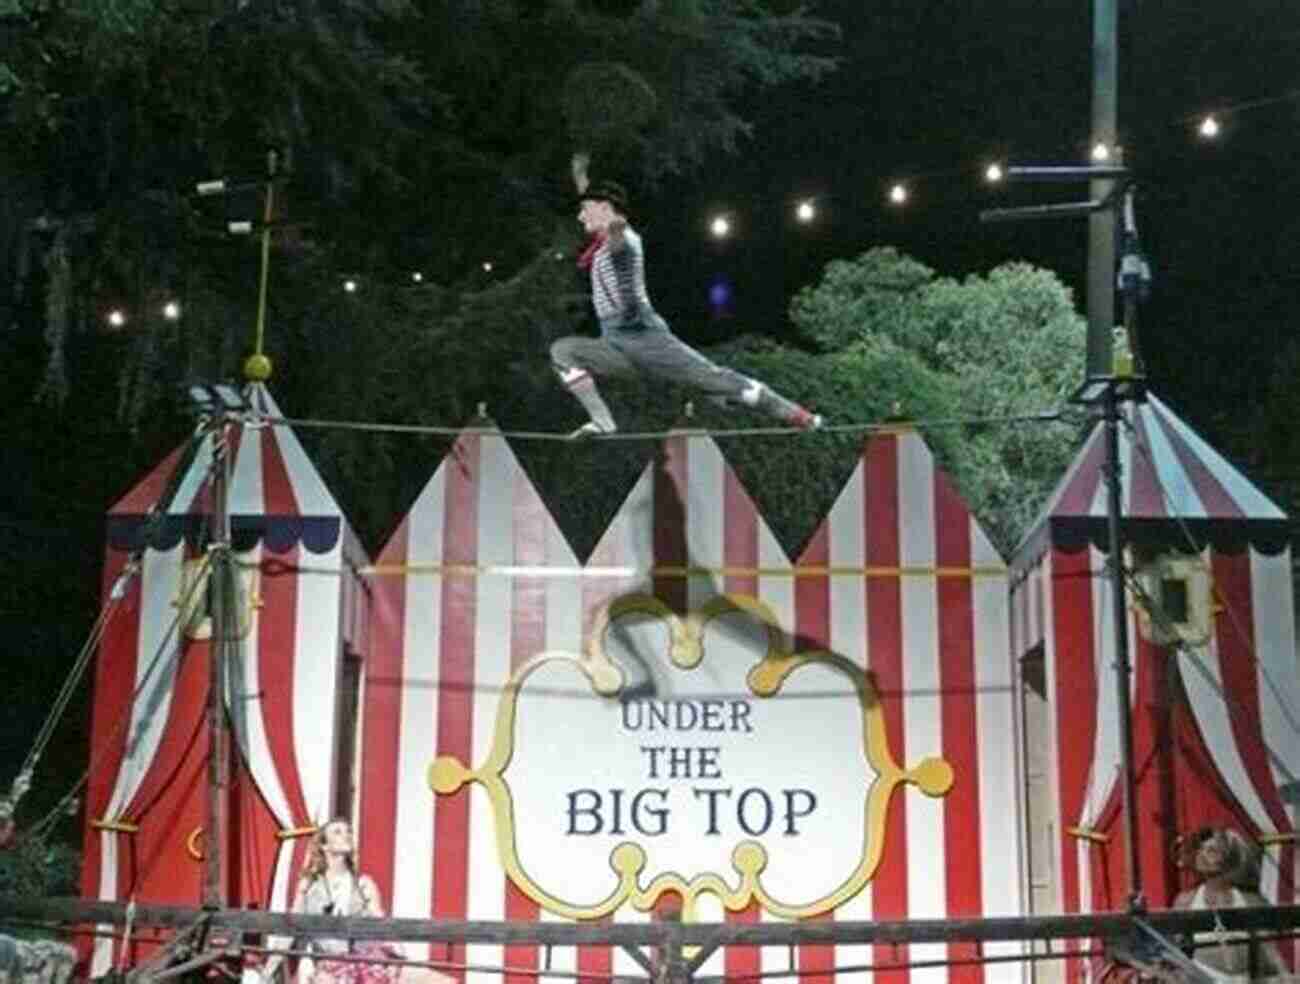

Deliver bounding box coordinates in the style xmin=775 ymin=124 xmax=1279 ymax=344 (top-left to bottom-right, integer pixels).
xmin=80 ymin=384 xmax=370 ymax=975
xmin=73 ymin=385 xmax=1299 ymax=984
xmin=1009 ymin=394 xmax=1299 ymax=978
xmin=357 ymin=422 xmax=1022 ymax=984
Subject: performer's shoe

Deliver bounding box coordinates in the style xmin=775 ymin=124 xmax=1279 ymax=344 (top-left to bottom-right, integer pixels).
xmin=788 ymin=408 xmax=824 ymax=431
xmin=567 ymin=420 xmax=617 ymax=440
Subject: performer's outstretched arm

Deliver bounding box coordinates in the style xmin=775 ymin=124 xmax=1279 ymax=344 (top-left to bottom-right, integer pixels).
xmin=571 ymin=151 xmax=590 ymax=195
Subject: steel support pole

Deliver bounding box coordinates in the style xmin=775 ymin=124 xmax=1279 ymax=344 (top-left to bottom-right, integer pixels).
xmin=203 ymin=418 xmax=232 ymax=909
xmin=1103 ymin=384 xmax=1143 ymax=909
xmin=1087 ymin=0 xmax=1119 ymax=377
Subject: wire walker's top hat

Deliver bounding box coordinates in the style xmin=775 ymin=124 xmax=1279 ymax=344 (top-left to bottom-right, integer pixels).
xmin=580 ymin=179 xmax=629 ymax=213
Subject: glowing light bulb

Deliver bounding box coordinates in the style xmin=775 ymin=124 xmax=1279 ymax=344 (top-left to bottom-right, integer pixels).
xmin=1091 ymin=142 xmax=1111 ymax=162
xmin=162 ymin=300 xmax=182 ymax=321
xmin=343 ymin=279 xmax=358 ymax=293
xmin=888 ymin=183 xmax=908 ymax=205
xmin=411 ymin=271 xmax=424 ymax=283
xmin=795 ymin=200 xmax=816 ymax=223
xmin=985 ymin=163 xmax=1004 ymax=183
xmin=710 ymin=215 xmax=731 ymax=239
xmin=106 ymin=309 xmax=127 ymax=328
xmin=1199 ymin=115 xmax=1220 ymax=139
xmin=482 ymin=261 xmax=494 ymax=273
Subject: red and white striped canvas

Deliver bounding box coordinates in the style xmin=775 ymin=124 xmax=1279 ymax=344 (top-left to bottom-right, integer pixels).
xmin=1009 ymin=391 xmax=1298 ymax=980
xmin=81 ymin=384 xmax=366 ymax=974
xmin=359 ymin=423 xmax=1020 ymax=984
xmin=359 ymin=425 xmax=588 ymax=977
xmin=795 ymin=427 xmax=1021 ymax=984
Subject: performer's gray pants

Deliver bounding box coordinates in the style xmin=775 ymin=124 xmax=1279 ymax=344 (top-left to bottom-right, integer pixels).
xmin=551 ymin=314 xmax=802 ymax=422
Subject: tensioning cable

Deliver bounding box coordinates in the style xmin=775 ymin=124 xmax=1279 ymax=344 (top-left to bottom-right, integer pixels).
xmin=257 ymin=409 xmax=1064 ymax=441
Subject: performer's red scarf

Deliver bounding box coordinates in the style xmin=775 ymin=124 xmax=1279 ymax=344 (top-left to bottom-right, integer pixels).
xmin=577 ymin=233 xmax=606 ymax=270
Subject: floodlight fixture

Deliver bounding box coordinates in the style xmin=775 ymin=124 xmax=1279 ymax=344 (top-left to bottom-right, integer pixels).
xmin=981 ymin=200 xmax=1110 ymax=223
xmin=213 ymin=384 xmax=243 ymax=409
xmin=984 ymin=163 xmax=1005 ymax=183
xmin=1069 ymin=375 xmax=1146 ymax=407
xmin=1003 ymin=165 xmax=1130 ymax=183
xmin=186 ymin=382 xmax=249 ymax=416
xmin=795 ymin=200 xmax=816 ymax=223
xmin=343 ymin=278 xmax=358 ymax=293
xmin=1091 ymin=141 xmax=1112 ymax=162
xmin=194 ymin=173 xmax=289 ymax=198
xmin=163 ymin=300 xmax=182 ymax=321
xmin=888 ymin=183 xmax=908 ymax=205
xmin=1198 ymin=115 xmax=1220 ymax=139
xmin=984 ymin=161 xmax=1131 ymax=224
xmin=709 ymin=215 xmax=732 ymax=239
xmin=225 ymin=218 xmax=304 ymax=236
xmin=106 ymin=309 xmax=127 ymax=328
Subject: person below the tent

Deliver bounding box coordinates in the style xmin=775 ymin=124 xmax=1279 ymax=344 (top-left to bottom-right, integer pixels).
xmin=1172 ymin=826 xmax=1289 ymax=981
xmin=551 ymin=152 xmax=823 ymax=439
xmin=261 ymin=819 xmax=451 ymax=984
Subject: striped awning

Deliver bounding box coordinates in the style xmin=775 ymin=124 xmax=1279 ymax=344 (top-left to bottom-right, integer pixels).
xmin=104 ymin=384 xmax=343 ymax=554
xmin=1015 ymin=392 xmax=1289 ymax=568
xmin=83 ymin=383 xmax=365 ymax=975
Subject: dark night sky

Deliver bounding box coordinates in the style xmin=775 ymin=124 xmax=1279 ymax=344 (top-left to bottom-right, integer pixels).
xmin=3 ymin=0 xmax=1299 ymax=832
xmin=648 ymin=0 xmax=1300 ymax=432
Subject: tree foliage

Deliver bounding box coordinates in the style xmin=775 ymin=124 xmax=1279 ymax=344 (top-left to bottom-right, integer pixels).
xmin=1 ymin=0 xmax=842 ymax=548
xmin=0 ymin=0 xmax=842 ymax=842
xmin=446 ymin=245 xmax=1089 ymax=560
xmin=2 ymin=0 xmax=839 ymax=422
xmin=1 ymin=0 xmax=839 ymax=530
xmin=762 ymin=246 xmax=1090 ymax=555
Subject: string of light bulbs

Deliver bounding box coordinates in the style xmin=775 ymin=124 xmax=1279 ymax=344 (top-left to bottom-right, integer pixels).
xmin=696 ymin=84 xmax=1300 ymax=240
xmin=98 ymin=85 xmax=1299 ymax=323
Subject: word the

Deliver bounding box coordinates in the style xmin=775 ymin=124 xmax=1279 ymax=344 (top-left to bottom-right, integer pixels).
xmin=639 ymin=745 xmax=722 ymax=779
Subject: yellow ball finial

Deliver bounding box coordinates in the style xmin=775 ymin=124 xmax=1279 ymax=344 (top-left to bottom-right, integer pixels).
xmin=911 ymin=756 xmax=955 ymax=797
xmin=244 ymin=353 xmax=273 ymax=382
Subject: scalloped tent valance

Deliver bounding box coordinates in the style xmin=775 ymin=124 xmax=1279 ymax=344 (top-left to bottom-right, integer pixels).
xmin=1012 ymin=392 xmax=1289 ymax=574
xmin=1015 ymin=517 xmax=1292 ymax=570
xmin=106 ymin=384 xmax=349 ymax=558
xmin=105 ymin=514 xmax=342 ymax=554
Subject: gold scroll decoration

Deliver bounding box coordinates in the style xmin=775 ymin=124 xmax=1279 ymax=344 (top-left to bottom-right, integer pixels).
xmin=429 ymin=592 xmax=953 ymax=923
